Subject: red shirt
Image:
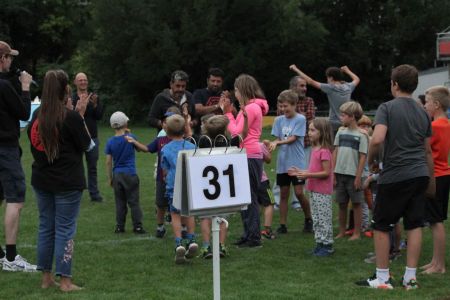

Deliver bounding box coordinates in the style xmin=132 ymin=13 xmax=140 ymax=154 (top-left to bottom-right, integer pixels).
xmin=431 ymin=118 xmax=450 ymax=177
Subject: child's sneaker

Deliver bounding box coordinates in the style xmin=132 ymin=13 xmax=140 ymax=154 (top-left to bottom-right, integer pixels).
xmin=402 ymin=278 xmax=418 ymax=290
xmin=2 ymin=255 xmax=37 ymax=272
xmin=200 ymin=246 xmax=212 ymax=259
xmin=156 ymin=227 xmax=166 ymax=238
xmin=276 ymin=225 xmax=288 ymax=234
xmin=133 ymin=226 xmax=147 ymax=234
xmin=174 ymin=245 xmax=187 ymax=264
xmin=291 ymin=200 xmax=302 ymax=211
xmin=114 ymin=225 xmax=125 ymax=233
xmin=355 ymin=274 xmax=394 ymax=289
xmin=364 ymin=253 xmax=376 ymax=264
xmin=219 ymin=244 xmax=227 ymax=257
xmin=364 ymin=230 xmax=373 ymax=238
xmin=303 ymin=219 xmax=313 ymax=233
xmin=261 ymin=229 xmax=276 ymax=240
xmin=314 ymin=244 xmax=334 ymax=257
xmin=185 ymin=241 xmax=198 ymax=259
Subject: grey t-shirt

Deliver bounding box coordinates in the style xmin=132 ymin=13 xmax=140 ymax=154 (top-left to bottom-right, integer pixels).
xmin=320 ymin=82 xmax=355 ymax=126
xmin=374 ymin=97 xmax=431 ymax=184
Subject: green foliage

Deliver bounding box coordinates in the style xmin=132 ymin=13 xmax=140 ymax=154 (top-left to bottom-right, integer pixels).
xmin=2 ymin=0 xmax=450 ymax=118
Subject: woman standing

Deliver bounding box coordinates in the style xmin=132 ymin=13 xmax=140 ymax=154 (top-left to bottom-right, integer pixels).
xmin=221 ymin=74 xmax=269 ymax=247
xmin=27 ymin=70 xmax=92 ymax=291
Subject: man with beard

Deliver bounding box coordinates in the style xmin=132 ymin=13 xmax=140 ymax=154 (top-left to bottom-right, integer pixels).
xmin=193 ymin=68 xmax=224 ymax=115
xmin=148 ymin=70 xmax=196 ymax=131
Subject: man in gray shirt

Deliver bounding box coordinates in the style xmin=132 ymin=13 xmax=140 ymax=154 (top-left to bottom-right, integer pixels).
xmin=356 ymin=64 xmax=434 ymax=290
xmin=289 ymin=64 xmax=360 ymax=135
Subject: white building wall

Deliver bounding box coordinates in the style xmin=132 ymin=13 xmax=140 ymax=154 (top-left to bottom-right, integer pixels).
xmin=413 ymin=67 xmax=450 ymax=98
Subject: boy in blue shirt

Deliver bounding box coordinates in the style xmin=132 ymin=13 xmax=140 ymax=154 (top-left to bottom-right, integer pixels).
xmin=105 ymin=112 xmax=146 ymax=234
xmin=269 ymin=90 xmax=312 ymax=234
xmin=160 ymin=114 xmax=198 ymax=264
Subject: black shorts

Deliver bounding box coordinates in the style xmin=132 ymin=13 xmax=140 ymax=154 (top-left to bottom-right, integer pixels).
xmin=0 ymin=147 xmax=26 ymax=203
xmin=277 ymin=173 xmax=305 ymax=187
xmin=372 ymin=176 xmax=429 ymax=232
xmin=155 ymin=180 xmax=168 ymax=208
xmin=257 ymin=180 xmax=275 ymax=207
xmin=424 ymin=175 xmax=450 ymax=224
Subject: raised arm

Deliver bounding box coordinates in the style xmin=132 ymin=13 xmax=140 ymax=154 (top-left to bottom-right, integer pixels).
xmin=289 ymin=64 xmax=321 ymax=90
xmin=340 ymin=66 xmax=360 ymax=87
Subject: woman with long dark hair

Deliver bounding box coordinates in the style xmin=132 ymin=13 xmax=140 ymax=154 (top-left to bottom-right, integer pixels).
xmin=27 ymin=70 xmax=92 ymax=291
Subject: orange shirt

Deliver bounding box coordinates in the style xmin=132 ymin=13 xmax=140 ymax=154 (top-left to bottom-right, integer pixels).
xmin=431 ymin=118 xmax=450 ymax=177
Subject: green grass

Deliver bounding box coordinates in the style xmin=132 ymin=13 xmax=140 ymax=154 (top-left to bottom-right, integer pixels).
xmin=0 ymin=125 xmax=449 ymax=299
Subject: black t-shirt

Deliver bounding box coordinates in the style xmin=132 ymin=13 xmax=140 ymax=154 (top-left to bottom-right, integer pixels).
xmin=27 ymin=109 xmax=92 ymax=192
xmin=193 ymin=88 xmax=221 ymax=107
xmin=72 ymin=92 xmax=104 ymax=138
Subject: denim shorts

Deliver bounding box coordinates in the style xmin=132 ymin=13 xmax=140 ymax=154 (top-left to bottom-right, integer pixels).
xmin=0 ymin=146 xmax=26 ymax=203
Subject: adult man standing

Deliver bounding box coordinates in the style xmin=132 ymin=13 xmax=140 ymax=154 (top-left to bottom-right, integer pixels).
xmin=356 ymin=65 xmax=433 ymax=290
xmin=288 ymin=76 xmax=315 ymax=164
xmin=148 ymin=70 xmax=196 ymax=131
xmin=193 ymin=68 xmax=224 ymax=129
xmin=72 ymin=72 xmax=104 ymax=202
xmin=0 ymin=41 xmax=36 ymax=271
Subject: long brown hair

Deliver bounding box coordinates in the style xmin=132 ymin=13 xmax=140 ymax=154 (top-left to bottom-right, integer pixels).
xmin=234 ymin=74 xmax=265 ymax=105
xmin=38 ymin=70 xmax=69 ymax=162
xmin=311 ymin=117 xmax=333 ymax=150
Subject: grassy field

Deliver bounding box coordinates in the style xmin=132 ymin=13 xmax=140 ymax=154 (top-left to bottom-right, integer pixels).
xmin=0 ymin=125 xmax=449 ymax=300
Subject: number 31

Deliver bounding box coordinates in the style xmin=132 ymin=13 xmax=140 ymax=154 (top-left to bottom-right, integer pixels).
xmin=202 ymin=164 xmax=236 ymax=200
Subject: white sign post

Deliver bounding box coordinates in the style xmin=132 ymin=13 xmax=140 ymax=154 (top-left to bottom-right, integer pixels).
xmin=173 ymin=144 xmax=251 ymax=300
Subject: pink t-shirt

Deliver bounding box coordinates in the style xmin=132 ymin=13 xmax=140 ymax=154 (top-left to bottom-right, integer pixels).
xmin=306 ymin=147 xmax=333 ymax=195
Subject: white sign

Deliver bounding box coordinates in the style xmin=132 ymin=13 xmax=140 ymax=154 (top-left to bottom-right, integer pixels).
xmin=186 ymin=153 xmax=251 ymax=210
xmin=172 ymin=147 xmax=251 ymax=216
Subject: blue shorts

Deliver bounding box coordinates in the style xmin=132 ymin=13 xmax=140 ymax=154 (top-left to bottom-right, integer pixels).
xmin=165 ymin=196 xmax=180 ymax=214
xmin=0 ymin=147 xmax=26 ymax=203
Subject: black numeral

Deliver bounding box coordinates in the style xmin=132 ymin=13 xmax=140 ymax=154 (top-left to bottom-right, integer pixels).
xmin=202 ymin=164 xmax=236 ymax=200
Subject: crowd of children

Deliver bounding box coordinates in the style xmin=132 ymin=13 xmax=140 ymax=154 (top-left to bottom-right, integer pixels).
xmin=103 ymin=65 xmax=449 ymax=292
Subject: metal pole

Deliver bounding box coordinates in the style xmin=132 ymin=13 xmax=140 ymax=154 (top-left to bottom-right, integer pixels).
xmin=212 ymin=216 xmax=221 ymax=300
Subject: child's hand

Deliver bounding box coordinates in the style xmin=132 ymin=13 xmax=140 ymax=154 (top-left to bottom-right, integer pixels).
xmin=124 ymin=135 xmax=136 ymax=144
xmin=289 ymin=64 xmax=300 ymax=73
xmin=268 ymin=141 xmax=277 ymax=152
xmin=354 ymin=176 xmax=362 ymax=191
xmin=262 ymin=139 xmax=272 ymax=150
xmin=341 ymin=66 xmax=350 ymax=73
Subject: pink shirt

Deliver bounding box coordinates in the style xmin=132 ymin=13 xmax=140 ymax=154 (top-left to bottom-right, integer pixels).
xmin=306 ymin=147 xmax=334 ymax=195
xmin=225 ymin=98 xmax=269 ymax=158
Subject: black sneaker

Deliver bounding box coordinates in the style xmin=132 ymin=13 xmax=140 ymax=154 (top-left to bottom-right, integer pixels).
xmin=200 ymin=246 xmax=213 ymax=259
xmin=303 ymin=219 xmax=313 ymax=233
xmin=91 ymin=196 xmax=103 ymax=203
xmin=276 ymin=225 xmax=288 ymax=234
xmin=237 ymin=240 xmax=262 ymax=248
xmin=115 ymin=225 xmax=125 ymax=233
xmin=133 ymin=226 xmax=147 ymax=234
xmin=233 ymin=237 xmax=248 ymax=246
xmin=156 ymin=227 xmax=166 ymax=238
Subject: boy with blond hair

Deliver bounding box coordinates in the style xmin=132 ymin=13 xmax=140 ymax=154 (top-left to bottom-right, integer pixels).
xmin=160 ymin=115 xmax=198 ymax=264
xmin=333 ymin=101 xmax=368 ymax=241
xmin=421 ymin=86 xmax=450 ymax=274
xmin=270 ymin=90 xmax=312 ymax=234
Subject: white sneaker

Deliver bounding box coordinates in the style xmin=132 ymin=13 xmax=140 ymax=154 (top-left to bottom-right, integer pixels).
xmin=3 ymin=255 xmax=38 ymax=272
xmin=291 ymin=200 xmax=302 ymax=211
xmin=185 ymin=242 xmax=198 ymax=259
xmin=174 ymin=245 xmax=187 ymax=264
